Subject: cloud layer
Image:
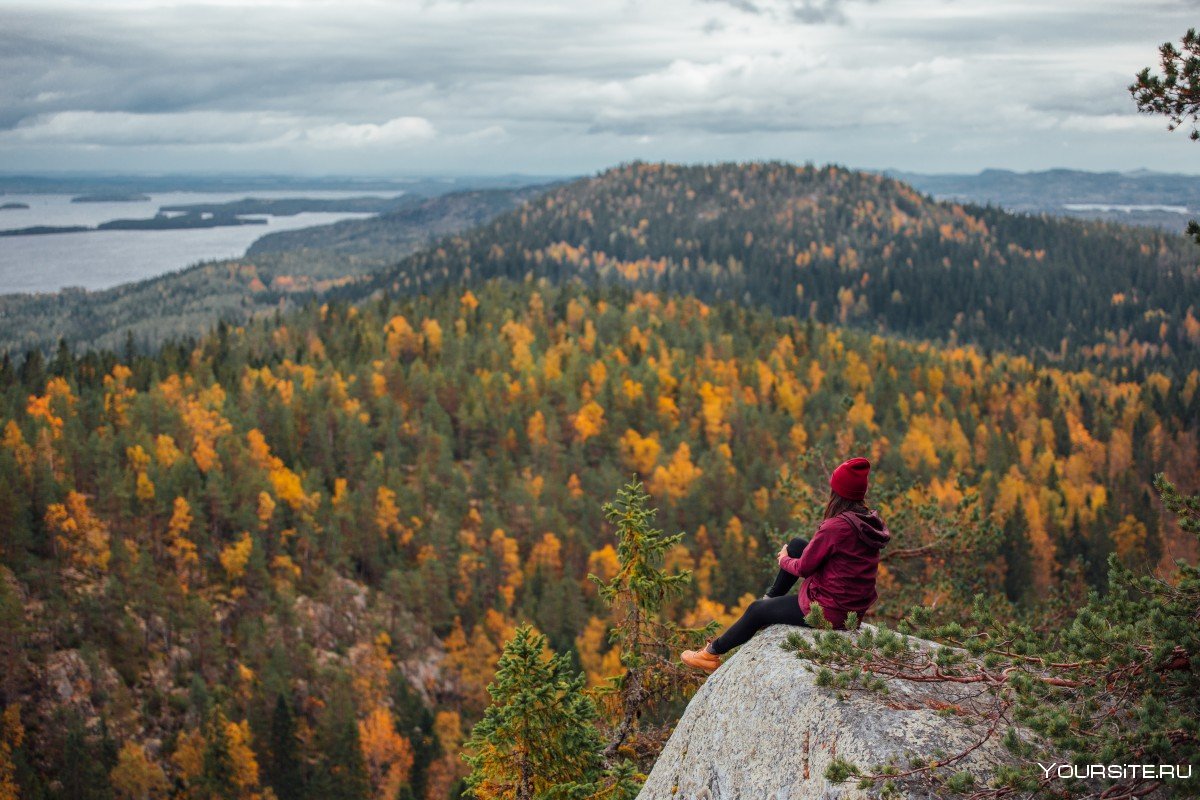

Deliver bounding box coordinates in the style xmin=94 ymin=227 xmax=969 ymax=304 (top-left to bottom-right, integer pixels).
xmin=1 ymin=0 xmax=1196 ymax=175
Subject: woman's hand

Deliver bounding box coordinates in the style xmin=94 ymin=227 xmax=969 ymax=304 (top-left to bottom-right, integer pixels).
xmin=778 ymin=543 xmax=789 ymax=561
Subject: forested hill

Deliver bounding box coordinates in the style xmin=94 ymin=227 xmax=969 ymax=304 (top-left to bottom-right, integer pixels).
xmin=0 ymin=278 xmax=1196 ymax=799
xmin=347 ymin=162 xmax=1200 ymax=372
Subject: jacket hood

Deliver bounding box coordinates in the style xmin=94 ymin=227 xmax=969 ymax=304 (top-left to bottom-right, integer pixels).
xmin=840 ymin=508 xmax=890 ymax=550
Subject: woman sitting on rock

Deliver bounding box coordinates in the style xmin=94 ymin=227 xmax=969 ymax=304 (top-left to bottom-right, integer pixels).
xmin=681 ymin=457 xmax=890 ymax=673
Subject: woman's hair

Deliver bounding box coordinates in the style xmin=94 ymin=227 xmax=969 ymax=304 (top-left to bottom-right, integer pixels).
xmin=823 ymin=489 xmax=868 ymax=520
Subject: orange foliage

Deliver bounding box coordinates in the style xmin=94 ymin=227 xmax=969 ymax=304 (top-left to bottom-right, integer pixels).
xmin=360 ymin=708 xmax=414 ymax=800
xmin=45 ymin=491 xmax=111 ymax=575
xmin=573 ymin=401 xmax=606 ymax=442
xmin=649 ymin=442 xmax=702 ymax=501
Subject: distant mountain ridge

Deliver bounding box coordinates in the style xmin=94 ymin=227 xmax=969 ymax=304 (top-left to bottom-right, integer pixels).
xmin=344 ymin=161 xmax=1198 ymax=371
xmin=2 ymin=162 xmax=1197 ymax=374
xmin=890 ymin=167 xmax=1200 ymax=234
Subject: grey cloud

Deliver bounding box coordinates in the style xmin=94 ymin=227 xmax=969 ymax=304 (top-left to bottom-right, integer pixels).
xmin=701 ymin=0 xmax=867 ymax=24
xmin=702 ymin=0 xmax=764 ymax=13
xmin=0 ymin=0 xmax=1196 ymax=175
xmin=0 ymin=5 xmax=665 ymax=132
xmin=787 ymin=0 xmax=850 ymax=24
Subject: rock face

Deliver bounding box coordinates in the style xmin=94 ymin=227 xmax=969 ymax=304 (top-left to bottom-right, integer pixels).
xmin=638 ymin=624 xmax=1019 ymax=800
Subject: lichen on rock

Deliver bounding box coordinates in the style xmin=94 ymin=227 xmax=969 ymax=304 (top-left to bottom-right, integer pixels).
xmin=637 ymin=624 xmax=1024 ymax=799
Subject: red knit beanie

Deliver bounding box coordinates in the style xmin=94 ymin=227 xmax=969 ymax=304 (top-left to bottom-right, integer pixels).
xmin=830 ymin=457 xmax=871 ymax=501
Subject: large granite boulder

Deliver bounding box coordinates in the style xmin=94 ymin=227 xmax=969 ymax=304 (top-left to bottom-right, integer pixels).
xmin=637 ymin=624 xmax=1022 ymax=799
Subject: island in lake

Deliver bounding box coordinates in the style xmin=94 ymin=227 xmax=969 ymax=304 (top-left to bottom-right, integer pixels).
xmin=160 ymin=195 xmax=407 ymax=216
xmin=0 ymin=225 xmax=90 ymax=237
xmin=0 ymin=212 xmax=267 ymax=237
xmin=0 ymin=202 xmax=30 ymax=210
xmin=97 ymin=212 xmax=268 ymax=231
xmin=71 ymin=192 xmax=152 ymax=203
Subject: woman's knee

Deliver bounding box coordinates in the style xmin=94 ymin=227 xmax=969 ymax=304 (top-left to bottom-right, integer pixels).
xmin=786 ymin=537 xmax=809 ymax=558
xmin=744 ymin=598 xmax=769 ymax=619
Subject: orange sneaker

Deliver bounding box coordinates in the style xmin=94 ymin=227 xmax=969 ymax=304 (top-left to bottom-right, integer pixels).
xmin=681 ymin=644 xmax=722 ymax=673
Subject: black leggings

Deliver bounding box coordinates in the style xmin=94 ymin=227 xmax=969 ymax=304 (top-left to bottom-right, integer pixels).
xmin=710 ymin=536 xmax=809 ymax=655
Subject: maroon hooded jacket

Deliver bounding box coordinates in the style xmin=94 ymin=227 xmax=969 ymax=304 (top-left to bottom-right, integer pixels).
xmin=777 ymin=509 xmax=891 ymax=630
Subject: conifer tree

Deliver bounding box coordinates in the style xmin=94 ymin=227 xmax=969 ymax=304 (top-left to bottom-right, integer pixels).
xmin=199 ymin=708 xmax=237 ymax=800
xmin=391 ymin=677 xmax=440 ymax=800
xmin=267 ymin=696 xmax=303 ymax=800
xmin=59 ymin=715 xmax=114 ymax=800
xmin=463 ymin=625 xmax=616 ymax=800
xmin=591 ymin=480 xmax=714 ymax=764
xmin=1131 ymin=28 xmax=1200 ymax=243
xmin=311 ymin=687 xmax=370 ymax=800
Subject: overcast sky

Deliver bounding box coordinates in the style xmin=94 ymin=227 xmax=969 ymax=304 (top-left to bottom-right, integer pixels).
xmin=2 ymin=0 xmax=1198 ymax=177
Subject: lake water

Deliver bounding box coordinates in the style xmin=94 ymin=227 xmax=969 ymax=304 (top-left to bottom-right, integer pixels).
xmin=1062 ymin=203 xmax=1190 ymax=214
xmin=0 ymin=191 xmax=387 ymax=294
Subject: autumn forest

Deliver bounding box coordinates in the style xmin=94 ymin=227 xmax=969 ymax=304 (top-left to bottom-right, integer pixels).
xmin=0 ymin=162 xmax=1197 ymax=800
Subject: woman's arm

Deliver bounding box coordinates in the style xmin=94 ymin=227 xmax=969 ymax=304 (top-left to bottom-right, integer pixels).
xmin=791 ymin=519 xmax=841 ymax=577
xmin=777 ymin=543 xmax=801 ymax=576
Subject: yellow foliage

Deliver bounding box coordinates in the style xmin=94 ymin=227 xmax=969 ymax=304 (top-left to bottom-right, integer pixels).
xmin=111 ymin=742 xmax=168 ymax=800
xmin=246 ymin=430 xmax=318 ymax=514
xmin=102 ymin=367 xmax=134 ymax=428
xmin=351 ymin=633 xmax=395 ymax=709
xmin=753 ymin=486 xmax=770 ymax=514
xmin=166 ymin=496 xmax=199 ymax=590
xmin=807 ymin=360 xmax=825 ymax=392
xmin=650 ymin=442 xmax=702 ymax=501
xmin=1107 ymin=429 xmax=1133 ymax=480
xmin=619 ymin=429 xmax=662 ymax=474
xmin=680 ymin=596 xmax=740 ymax=631
xmin=126 ymin=444 xmax=151 ymax=472
xmin=27 ymin=382 xmax=70 ymax=439
xmin=45 ymin=491 xmax=111 ymax=575
xmin=575 ymin=616 xmax=621 ymax=688
xmin=526 ymin=410 xmax=548 ymax=447
xmin=500 ymin=320 xmax=536 ymax=372
xmin=359 ymin=707 xmax=414 ymax=800
xmin=899 ymin=426 xmax=939 ymax=471
xmin=332 ymin=478 xmax=349 ymax=507
xmin=385 ymin=315 xmax=422 ymax=359
xmin=527 ymin=532 xmax=563 ymax=576
xmin=698 ymin=381 xmax=733 ymax=443
xmin=170 ymin=728 xmax=204 ymax=786
xmin=585 ymin=545 xmax=620 ymax=585
xmin=375 ymin=487 xmax=410 ymax=544
xmin=0 ymin=705 xmax=24 ymax=800
xmin=573 ymin=401 xmax=606 ymax=442
xmin=1111 ymin=515 xmax=1148 ymax=563
xmin=656 ymin=395 xmax=680 ymax=428
xmin=271 ymin=554 xmax=302 ymax=588
xmin=789 ymin=423 xmax=809 ymax=453
xmin=489 ymin=529 xmax=522 ymax=609
xmin=135 ymin=471 xmax=155 ymax=503
xmin=226 ymin=718 xmax=260 ymax=794
xmin=256 ymin=491 xmax=276 ymax=529
xmin=2 ymin=421 xmax=32 ymax=479
xmin=219 ymin=533 xmax=254 ymax=582
xmin=621 ymin=378 xmax=644 ymax=403
xmin=587 ymin=359 xmax=607 ymax=386
xmin=154 ymin=434 xmax=182 ymax=468
xmin=842 ymin=351 xmax=871 ymax=391
xmin=442 ymin=613 xmax=522 ymax=714
xmin=846 ymin=392 xmax=877 ymax=432
xmin=421 ymin=318 xmax=444 ymax=354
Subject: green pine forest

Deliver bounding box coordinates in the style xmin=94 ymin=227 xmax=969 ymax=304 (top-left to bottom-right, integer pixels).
xmin=0 ymin=162 xmax=1197 ymax=800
